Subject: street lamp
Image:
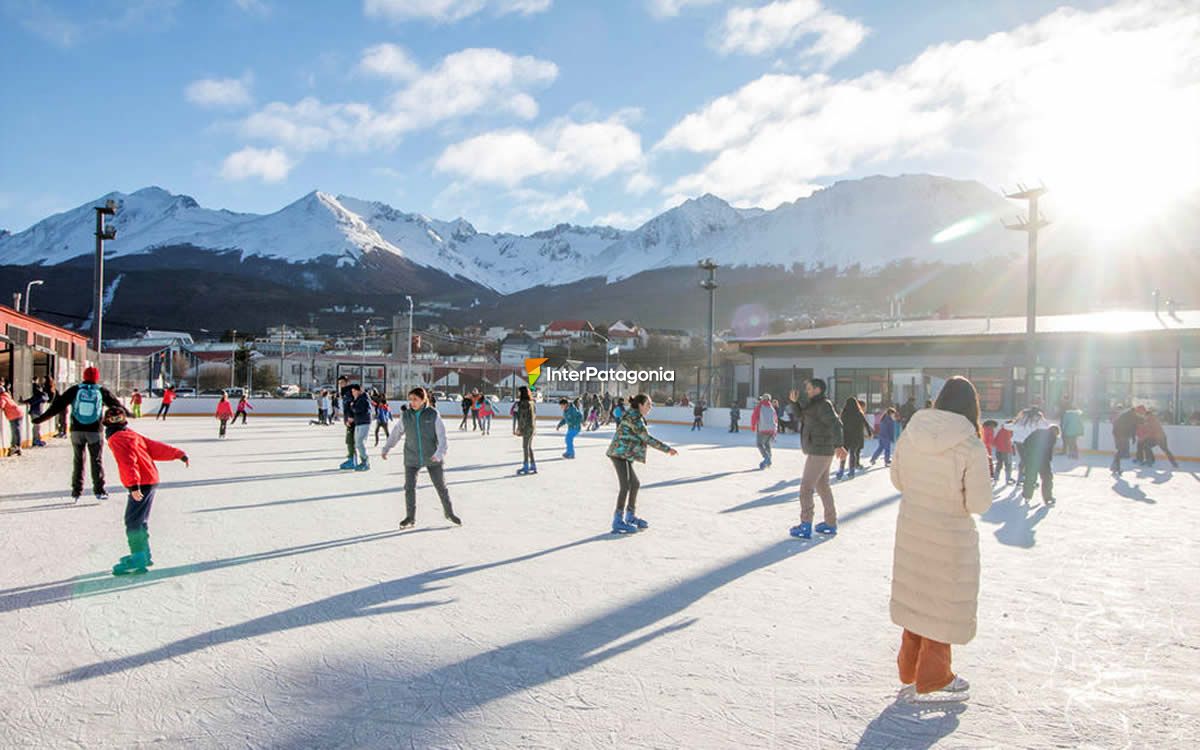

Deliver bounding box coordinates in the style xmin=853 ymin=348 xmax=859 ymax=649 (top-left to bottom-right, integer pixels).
xmin=92 ymin=199 xmax=118 ymax=353
xmin=590 ymin=330 xmax=614 ymax=395
xmin=359 ymin=320 xmax=369 ymax=387
xmin=405 ymin=295 xmax=414 ymax=393
xmin=230 ymin=329 xmax=237 ymax=389
xmin=23 ymin=280 xmax=43 ymax=315
xmin=699 ymin=258 xmax=719 ymax=406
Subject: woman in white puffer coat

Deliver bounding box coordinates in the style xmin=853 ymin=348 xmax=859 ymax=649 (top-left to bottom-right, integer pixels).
xmin=889 ymin=376 xmax=994 ymax=702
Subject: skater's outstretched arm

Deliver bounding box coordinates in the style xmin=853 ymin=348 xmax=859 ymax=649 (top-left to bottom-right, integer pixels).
xmin=381 ymin=417 xmax=405 ymax=458
xmin=432 ymin=414 xmax=448 ymax=463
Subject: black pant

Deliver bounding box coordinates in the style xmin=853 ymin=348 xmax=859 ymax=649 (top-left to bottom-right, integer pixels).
xmin=403 ymin=464 xmax=454 ymax=520
xmin=317 ymin=408 xmax=328 ymax=425
xmin=71 ymin=430 xmax=105 ymax=496
xmin=157 ymin=403 xmax=171 ymax=419
xmin=729 ymin=416 xmax=739 ymax=432
xmin=471 ymin=410 xmax=480 ymax=430
xmin=235 ymin=410 xmax=248 ymax=424
xmin=124 ymin=484 xmax=156 ymax=531
xmin=344 ymin=424 xmax=355 ymax=460
xmin=375 ymin=421 xmax=390 ymax=444
xmin=1111 ymin=435 xmax=1132 ymax=472
xmin=1021 ymin=442 xmax=1053 ymax=501
xmin=522 ymin=432 xmax=535 ymax=465
xmin=219 ymin=418 xmax=228 ymax=437
xmin=610 ymin=456 xmax=640 ymax=513
xmin=460 ymin=411 xmax=470 ymax=429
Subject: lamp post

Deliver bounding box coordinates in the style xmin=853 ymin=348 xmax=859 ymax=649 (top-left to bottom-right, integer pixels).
xmin=359 ymin=320 xmax=369 ymax=387
xmin=23 ymin=280 xmax=43 ymax=315
xmin=92 ymin=199 xmax=118 ymax=353
xmin=1005 ymin=184 xmax=1049 ymax=409
xmin=230 ymin=329 xmax=237 ymax=389
xmin=590 ymin=331 xmax=613 ymax=395
xmin=405 ymin=295 xmax=414 ymax=392
xmin=699 ymin=259 xmax=719 ymax=406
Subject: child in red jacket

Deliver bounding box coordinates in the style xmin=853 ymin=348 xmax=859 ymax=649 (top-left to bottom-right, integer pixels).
xmin=102 ymin=407 xmax=189 ymax=575
xmin=215 ymin=394 xmax=234 ymax=439
xmin=992 ymin=420 xmax=1015 ymax=485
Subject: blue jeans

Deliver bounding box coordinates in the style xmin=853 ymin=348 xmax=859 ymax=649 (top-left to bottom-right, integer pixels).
xmin=354 ymin=424 xmax=369 ymax=463
xmin=564 ymin=427 xmax=580 ymax=457
xmin=871 ymin=440 xmax=893 ymax=464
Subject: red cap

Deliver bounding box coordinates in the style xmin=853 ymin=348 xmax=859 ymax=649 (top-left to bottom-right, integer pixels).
xmin=83 ymin=366 xmax=100 ymax=384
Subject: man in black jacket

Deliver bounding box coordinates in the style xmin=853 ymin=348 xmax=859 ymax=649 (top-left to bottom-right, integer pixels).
xmin=1110 ymin=406 xmax=1141 ymax=475
xmin=348 ymin=383 xmax=373 ymax=471
xmin=33 ymin=366 xmax=123 ymax=501
xmin=789 ymin=379 xmax=847 ymax=539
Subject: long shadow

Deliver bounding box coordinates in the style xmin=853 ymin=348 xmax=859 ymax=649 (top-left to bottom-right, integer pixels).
xmin=640 ymin=468 xmax=760 ymax=490
xmin=193 ymin=486 xmax=399 ymax=513
xmin=1112 ymin=478 xmax=1156 ymax=504
xmin=980 ymin=495 xmax=1050 ymax=548
xmin=855 ymin=698 xmax=967 ymax=749
xmin=719 ymin=492 xmax=795 ymax=514
xmin=1 ymin=468 xmax=342 ymax=502
xmin=0 ymin=529 xmax=428 ymax=615
xmin=52 ymin=533 xmax=614 ymax=684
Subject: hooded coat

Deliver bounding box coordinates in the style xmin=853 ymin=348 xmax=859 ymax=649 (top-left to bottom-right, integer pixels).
xmin=889 ymin=408 xmax=993 ymax=645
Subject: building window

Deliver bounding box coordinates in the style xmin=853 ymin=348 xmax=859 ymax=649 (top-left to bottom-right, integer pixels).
xmin=834 ymin=368 xmax=890 ymax=410
xmin=5 ymin=325 xmax=28 ymax=345
xmin=35 ymin=334 xmax=52 ymax=350
xmin=1182 ymin=368 xmax=1200 ymax=425
xmin=1106 ymin=367 xmax=1177 ymax=418
xmin=55 ymin=340 xmax=70 ymax=358
xmin=758 ymin=367 xmax=812 ymax=401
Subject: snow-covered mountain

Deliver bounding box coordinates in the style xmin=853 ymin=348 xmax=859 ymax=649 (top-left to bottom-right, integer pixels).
xmin=0 ymin=175 xmax=1040 ymax=292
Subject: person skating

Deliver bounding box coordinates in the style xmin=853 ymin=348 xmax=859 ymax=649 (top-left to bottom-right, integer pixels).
xmin=1060 ymin=403 xmax=1084 ymax=460
xmin=557 ymin=398 xmax=583 ymax=459
xmin=234 ymin=395 xmax=253 ymax=425
xmin=215 ymin=393 xmax=233 ymax=439
xmin=1022 ymin=424 xmax=1060 ymax=504
xmin=889 ymin=375 xmax=992 ymax=703
xmin=33 ymin=366 xmax=123 ymax=501
xmin=690 ymin=400 xmax=706 ymax=431
xmin=992 ymin=420 xmax=1015 ymax=484
xmin=1 ymin=385 xmax=24 ymax=456
xmin=102 ymin=407 xmax=189 ymax=576
xmin=21 ymin=377 xmax=49 ymax=447
xmin=373 ymin=396 xmax=392 ymax=445
xmin=750 ymin=394 xmax=777 ymax=469
xmin=788 ymin=379 xmax=847 ymax=539
xmin=347 ymin=384 xmax=372 ymax=471
xmin=470 ymin=389 xmax=483 ymax=431
xmin=898 ymin=396 xmax=918 ymax=429
xmin=728 ymin=401 xmax=741 ymax=433
xmin=870 ymin=407 xmax=898 ymax=466
xmin=1010 ymin=406 xmax=1050 ymax=486
xmin=129 ymin=389 xmax=143 ymax=419
xmin=336 ymin=375 xmax=357 ymax=470
xmin=1138 ymin=409 xmax=1179 ymax=468
xmin=459 ymin=394 xmax=472 ymax=431
xmin=606 ymin=393 xmax=677 ymax=533
xmin=156 ymin=385 xmax=176 ymax=420
xmin=836 ymin=397 xmax=872 ymax=480
xmin=515 ymin=386 xmax=538 ymax=474
xmin=382 ymin=387 xmax=461 ymax=529
xmin=587 ymin=402 xmax=601 ymax=431
xmin=478 ymin=397 xmax=494 ymax=435
xmin=1110 ymin=406 xmax=1141 ymax=475
xmin=46 ymin=378 xmax=66 ymax=438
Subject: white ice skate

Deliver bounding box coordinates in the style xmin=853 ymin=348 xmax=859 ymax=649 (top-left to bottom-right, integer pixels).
xmin=906 ymin=676 xmax=970 ymax=704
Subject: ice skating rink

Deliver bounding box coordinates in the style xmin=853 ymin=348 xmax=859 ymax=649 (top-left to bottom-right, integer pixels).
xmin=1 ymin=416 xmax=1198 ymax=749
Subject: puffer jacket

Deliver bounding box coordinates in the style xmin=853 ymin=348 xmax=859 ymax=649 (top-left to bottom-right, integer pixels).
xmin=889 ymin=408 xmax=993 ymax=645
xmin=606 ymin=410 xmax=671 ymax=464
xmin=516 ymin=399 xmax=536 ymax=436
xmin=799 ymin=395 xmax=844 ymax=456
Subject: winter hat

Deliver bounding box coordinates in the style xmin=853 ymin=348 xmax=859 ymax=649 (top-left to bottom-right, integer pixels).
xmin=83 ymin=366 xmax=100 ymax=384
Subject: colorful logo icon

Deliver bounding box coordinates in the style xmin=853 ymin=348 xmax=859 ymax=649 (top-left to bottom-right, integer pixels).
xmin=525 ymin=357 xmax=549 ymax=390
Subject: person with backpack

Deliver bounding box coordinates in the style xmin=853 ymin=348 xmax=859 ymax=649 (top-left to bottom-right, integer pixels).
xmin=33 ymin=366 xmax=123 ymax=501
xmin=750 ymin=394 xmax=778 ymax=470
xmin=382 ymin=387 xmax=461 ymax=529
xmin=102 ymin=406 xmax=189 ymax=576
xmin=156 ymin=385 xmax=176 ymax=420
xmin=373 ymin=396 xmax=392 ymax=446
xmin=215 ymin=394 xmax=234 ymax=439
xmin=1 ymin=385 xmax=24 ymax=456
xmin=556 ymin=397 xmax=583 ymax=459
xmin=234 ymin=395 xmax=253 ymax=425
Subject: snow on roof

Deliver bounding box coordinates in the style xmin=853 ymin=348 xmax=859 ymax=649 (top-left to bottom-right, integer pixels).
xmin=735 ymin=310 xmax=1200 ymax=345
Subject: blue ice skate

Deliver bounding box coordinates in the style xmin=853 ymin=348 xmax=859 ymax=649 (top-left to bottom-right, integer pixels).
xmin=624 ymin=510 xmax=649 ymax=529
xmin=339 ymin=458 xmax=356 ymax=470
xmin=611 ymin=511 xmax=638 ymax=534
xmin=789 ymin=522 xmax=812 ymax=539
xmin=814 ymin=522 xmax=838 ymax=536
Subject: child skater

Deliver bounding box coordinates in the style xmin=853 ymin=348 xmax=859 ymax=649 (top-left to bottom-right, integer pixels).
xmin=216 ymin=393 xmax=233 ymax=439
xmin=103 ymin=407 xmax=189 ymax=575
xmin=381 ymin=387 xmax=461 ymax=529
xmin=606 ymin=393 xmax=678 ymax=533
xmin=235 ymin=394 xmax=253 ymax=424
xmin=557 ymin=397 xmax=583 ymax=459
xmin=374 ymin=396 xmax=392 ymax=446
xmin=478 ymin=397 xmax=494 ymax=435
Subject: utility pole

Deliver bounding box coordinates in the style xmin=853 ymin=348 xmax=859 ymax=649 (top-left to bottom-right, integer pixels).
xmin=1005 ymin=183 xmax=1049 ymax=409
xmin=405 ymin=295 xmax=414 ymax=392
xmin=279 ymin=324 xmax=286 ymax=391
xmin=699 ymin=259 xmax=719 ymax=406
xmin=92 ymin=200 xmax=118 ymax=353
xmin=230 ymin=329 xmax=237 ymax=389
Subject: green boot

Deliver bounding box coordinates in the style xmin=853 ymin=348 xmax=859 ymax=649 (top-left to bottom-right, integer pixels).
xmin=112 ymin=529 xmax=151 ymax=576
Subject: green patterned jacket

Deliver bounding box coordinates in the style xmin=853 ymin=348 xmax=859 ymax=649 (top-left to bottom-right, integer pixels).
xmin=606 ymin=410 xmax=671 ymax=463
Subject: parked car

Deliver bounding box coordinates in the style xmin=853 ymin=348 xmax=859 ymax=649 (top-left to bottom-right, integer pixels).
xmin=175 ymin=388 xmax=197 ymax=398
xmin=198 ymin=389 xmax=227 ymax=397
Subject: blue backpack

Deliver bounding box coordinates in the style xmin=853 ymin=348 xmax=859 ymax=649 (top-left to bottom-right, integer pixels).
xmin=73 ymin=383 xmax=103 ymax=425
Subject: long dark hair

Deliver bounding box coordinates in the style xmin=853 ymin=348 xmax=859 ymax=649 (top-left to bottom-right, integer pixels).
xmin=934 ymin=376 xmax=981 ymax=437
xmin=841 ymin=397 xmax=863 ymax=418
xmin=518 ymin=385 xmax=531 ymax=402
xmin=629 ymin=393 xmax=650 ymax=411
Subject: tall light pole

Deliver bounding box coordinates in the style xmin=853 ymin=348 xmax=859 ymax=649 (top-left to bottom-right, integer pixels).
xmin=1005 ymin=184 xmax=1049 ymax=409
xmin=230 ymin=329 xmax=237 ymax=389
xmin=23 ymin=280 xmax=44 ymax=315
xmin=92 ymin=200 xmax=118 ymax=353
xmin=359 ymin=320 xmax=369 ymax=386
xmin=590 ymin=331 xmax=612 ymax=395
xmin=405 ymin=295 xmax=414 ymax=392
xmin=699 ymin=259 xmax=719 ymax=406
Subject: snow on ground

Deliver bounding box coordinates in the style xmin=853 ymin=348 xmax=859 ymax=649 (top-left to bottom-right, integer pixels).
xmin=1 ymin=416 xmax=1198 ymax=749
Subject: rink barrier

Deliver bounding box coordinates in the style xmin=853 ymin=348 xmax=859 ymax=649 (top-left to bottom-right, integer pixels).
xmin=16 ymin=398 xmax=1190 ymax=463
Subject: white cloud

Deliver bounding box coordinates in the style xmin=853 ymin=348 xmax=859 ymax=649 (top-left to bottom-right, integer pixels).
xmin=659 ymin=0 xmax=1200 ymax=210
xmin=358 ymin=43 xmax=421 ymax=80
xmin=625 ymin=172 xmax=659 ymax=196
xmin=237 ymin=48 xmax=557 ymax=153
xmin=716 ymin=0 xmax=867 ymax=67
xmin=435 ymin=115 xmax=645 ymax=187
xmin=220 ymin=147 xmax=294 ymax=182
xmin=364 ymin=0 xmax=551 ymax=23
xmin=510 ymin=188 xmax=589 ymax=223
xmin=593 ymin=208 xmax=654 ymax=229
xmin=233 ymin=0 xmax=270 ymax=14
xmin=185 ymin=75 xmax=253 ymax=109
xmin=647 ymin=0 xmax=720 ymax=19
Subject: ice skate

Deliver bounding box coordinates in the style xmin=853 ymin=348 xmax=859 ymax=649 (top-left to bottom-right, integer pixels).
xmin=398 ymin=516 xmax=415 ymax=529
xmin=624 ymin=510 xmax=648 ymax=529
xmin=789 ymin=522 xmax=812 ymax=539
xmin=445 ymin=511 xmax=462 ymax=526
xmin=814 ymin=522 xmax=838 ymax=536
xmin=611 ymin=512 xmax=638 ymax=534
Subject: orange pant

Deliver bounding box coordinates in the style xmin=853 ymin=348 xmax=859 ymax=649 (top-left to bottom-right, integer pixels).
xmin=897 ymin=629 xmax=954 ymax=693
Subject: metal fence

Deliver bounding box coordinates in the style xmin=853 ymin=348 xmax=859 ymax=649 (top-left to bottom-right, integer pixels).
xmin=92 ymin=350 xmax=151 ymax=396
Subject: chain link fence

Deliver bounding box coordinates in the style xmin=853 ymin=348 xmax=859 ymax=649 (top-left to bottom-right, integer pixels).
xmin=92 ymin=350 xmax=151 ymax=397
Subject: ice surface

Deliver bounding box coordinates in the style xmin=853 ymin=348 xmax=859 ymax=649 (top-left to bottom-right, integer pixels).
xmin=1 ymin=417 xmax=1197 ymax=748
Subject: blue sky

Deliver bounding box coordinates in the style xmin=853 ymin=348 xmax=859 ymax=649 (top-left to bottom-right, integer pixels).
xmin=2 ymin=0 xmax=1195 ymax=235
